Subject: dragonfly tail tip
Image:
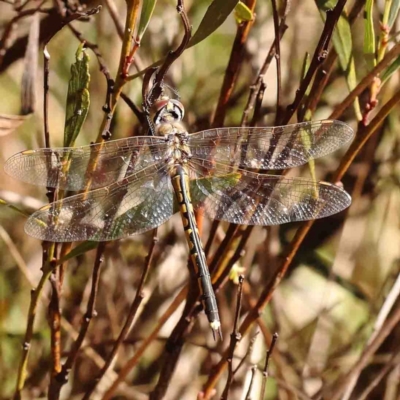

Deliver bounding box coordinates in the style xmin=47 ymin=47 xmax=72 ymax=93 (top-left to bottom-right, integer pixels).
xmin=210 ymin=321 xmax=222 ymax=341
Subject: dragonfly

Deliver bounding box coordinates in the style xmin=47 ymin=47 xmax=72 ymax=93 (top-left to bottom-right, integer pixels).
xmin=5 ymin=96 xmax=354 ymax=339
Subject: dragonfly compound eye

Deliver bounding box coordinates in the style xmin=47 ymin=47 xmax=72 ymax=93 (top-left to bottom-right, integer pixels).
xmin=153 ymin=99 xmax=185 ymax=124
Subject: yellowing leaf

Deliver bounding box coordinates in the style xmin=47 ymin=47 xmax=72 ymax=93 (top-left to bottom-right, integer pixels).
xmin=234 ymin=1 xmax=254 ymax=24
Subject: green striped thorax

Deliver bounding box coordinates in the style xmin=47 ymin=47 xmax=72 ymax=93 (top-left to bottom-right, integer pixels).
xmin=152 ymin=97 xmax=191 ymax=167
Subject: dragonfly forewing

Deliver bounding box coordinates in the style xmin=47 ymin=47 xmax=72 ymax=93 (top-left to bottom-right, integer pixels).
xmin=188 ymin=120 xmax=354 ymax=170
xmin=25 ymin=163 xmax=173 ymax=241
xmin=4 ymin=136 xmax=169 ymax=191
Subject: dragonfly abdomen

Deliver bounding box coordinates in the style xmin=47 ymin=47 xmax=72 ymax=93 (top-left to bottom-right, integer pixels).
xmin=170 ymin=164 xmax=222 ymax=339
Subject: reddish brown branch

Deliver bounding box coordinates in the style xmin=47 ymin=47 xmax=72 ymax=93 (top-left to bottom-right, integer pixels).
xmin=241 ymin=23 xmax=287 ymax=127
xmin=82 ymin=231 xmax=157 ymax=400
xmin=221 ymin=275 xmax=245 ymax=400
xmin=202 ymin=87 xmax=400 ymax=400
xmin=281 ymin=0 xmax=347 ymax=124
xmin=212 ymin=0 xmax=257 ymax=128
xmin=326 ymin=304 xmax=400 ymax=400
xmin=147 ymin=0 xmax=191 ymax=105
xmin=259 ymin=332 xmax=278 ymax=400
xmin=270 ymin=0 xmax=283 ymax=124
xmin=48 ymin=242 xmax=106 ymax=398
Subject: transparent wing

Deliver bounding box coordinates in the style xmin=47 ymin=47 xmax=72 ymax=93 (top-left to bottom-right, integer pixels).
xmin=25 ymin=163 xmax=174 ymax=241
xmin=188 ymin=120 xmax=353 ymax=170
xmin=5 ymin=136 xmax=169 ymax=191
xmin=188 ymin=158 xmax=351 ymax=225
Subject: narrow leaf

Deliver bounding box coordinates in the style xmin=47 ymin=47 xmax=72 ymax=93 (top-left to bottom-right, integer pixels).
xmin=137 ymin=0 xmax=158 ymax=40
xmin=316 ymin=0 xmax=338 ymax=11
xmin=63 ymin=43 xmax=90 ymax=147
xmin=21 ymin=13 xmax=39 ymax=115
xmin=381 ymin=56 xmax=400 ymax=84
xmin=364 ymin=0 xmax=376 ymax=69
xmin=188 ymin=0 xmax=240 ymax=48
xmin=331 ymin=13 xmax=362 ymax=120
xmin=58 ymin=241 xmax=99 ymax=264
xmin=316 ymin=4 xmax=362 ymax=120
xmin=388 ymin=0 xmax=400 ymax=27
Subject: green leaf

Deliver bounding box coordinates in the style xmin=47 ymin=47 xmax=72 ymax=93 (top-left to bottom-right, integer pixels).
xmin=316 ymin=0 xmax=338 ymax=11
xmin=63 ymin=43 xmax=90 ymax=147
xmin=234 ymin=1 xmax=254 ymax=24
xmin=381 ymin=56 xmax=400 ymax=85
xmin=317 ymin=4 xmax=362 ymax=120
xmin=301 ymin=52 xmax=311 ymax=84
xmin=388 ymin=0 xmax=400 ymax=28
xmin=137 ymin=0 xmax=158 ymax=40
xmin=331 ymin=13 xmax=362 ymax=120
xmin=363 ymin=0 xmax=376 ymax=69
xmin=57 ymin=241 xmax=98 ymax=264
xmin=188 ymin=0 xmax=240 ymax=48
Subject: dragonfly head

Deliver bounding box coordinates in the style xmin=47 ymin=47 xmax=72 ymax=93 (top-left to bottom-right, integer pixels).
xmin=152 ymin=97 xmax=185 ymax=124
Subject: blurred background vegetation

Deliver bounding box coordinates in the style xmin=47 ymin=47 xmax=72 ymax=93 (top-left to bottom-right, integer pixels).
xmin=1 ymin=0 xmax=400 ymax=399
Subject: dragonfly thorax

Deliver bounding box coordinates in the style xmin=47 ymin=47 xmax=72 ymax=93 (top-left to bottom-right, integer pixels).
xmin=163 ymin=130 xmax=191 ymax=165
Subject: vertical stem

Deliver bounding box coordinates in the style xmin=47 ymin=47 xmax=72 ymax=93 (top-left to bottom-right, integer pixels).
xmin=212 ymin=0 xmax=257 ymax=128
xmin=95 ymin=0 xmax=141 ymax=144
xmin=82 ymin=231 xmax=157 ymax=399
xmin=13 ymin=264 xmax=54 ymax=400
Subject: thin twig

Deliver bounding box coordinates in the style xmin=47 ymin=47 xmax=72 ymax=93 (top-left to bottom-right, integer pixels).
xmin=48 ymin=272 xmax=62 ymax=379
xmin=259 ymin=332 xmax=278 ymax=400
xmin=48 ymin=243 xmax=106 ymax=398
xmin=213 ymin=226 xmax=253 ymax=289
xmin=233 ymin=331 xmax=259 ymax=376
xmin=301 ymin=0 xmax=364 ymax=120
xmin=43 ymin=46 xmax=50 ymax=148
xmin=270 ymin=0 xmax=282 ymax=124
xmin=221 ymin=275 xmax=245 ymax=400
xmin=339 ymin=270 xmax=400 ymax=400
xmin=0 ymin=1 xmax=49 ymax=66
xmin=357 ymin=347 xmax=400 ymax=400
xmin=281 ymin=0 xmax=347 ymax=125
xmin=82 ymin=231 xmax=158 ymax=400
xmin=250 ymin=82 xmax=267 ymax=127
xmin=13 ymin=259 xmax=56 ymax=400
xmin=121 ymin=92 xmax=146 ymax=124
xmin=101 ymin=286 xmax=189 ymax=400
xmin=244 ymin=365 xmax=258 ymax=400
xmin=201 ymin=86 xmax=400 ymax=400
xmin=329 ymin=42 xmax=400 ymax=121
xmin=212 ymin=0 xmax=256 ymax=128
xmin=10 ymin=9 xmax=102 ymax=397
xmin=148 ymin=286 xmax=200 ymax=400
xmin=93 ymin=0 xmax=141 ymax=144
xmin=326 ymin=303 xmax=400 ymax=400
xmin=240 ymin=23 xmax=287 ymax=127
xmin=103 ymin=0 xmax=124 ymax=39
xmin=333 ymin=88 xmax=400 ymax=182
xmin=146 ymin=0 xmax=191 ymax=106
